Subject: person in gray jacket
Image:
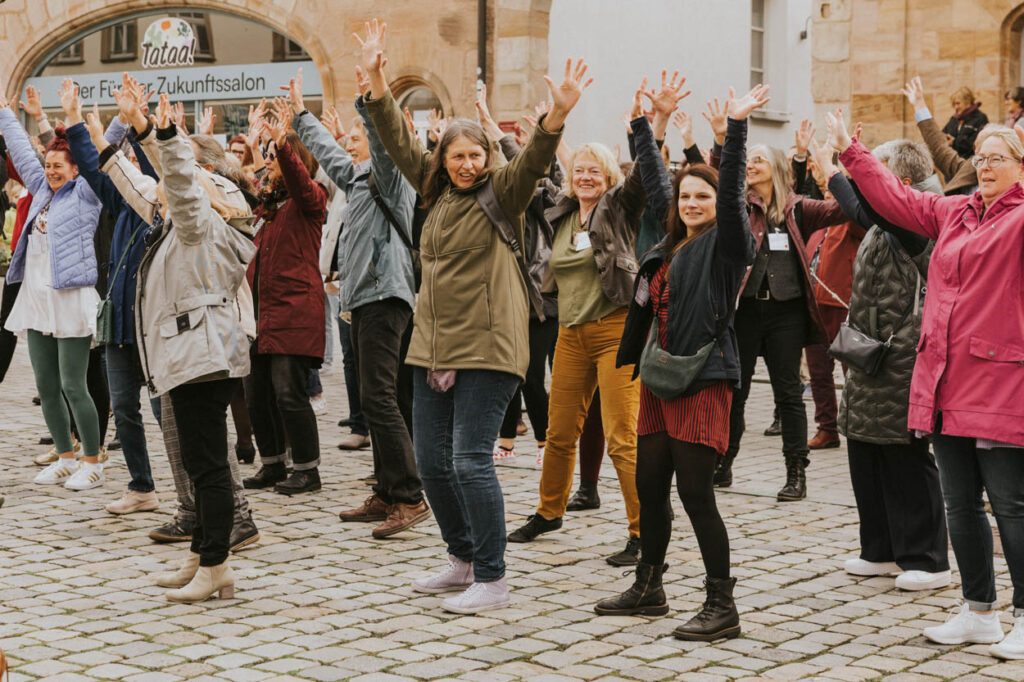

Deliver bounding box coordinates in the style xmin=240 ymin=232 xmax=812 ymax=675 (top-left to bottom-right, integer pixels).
xmin=290 ymin=68 xmax=428 ymax=539
xmin=810 ymin=137 xmax=950 ymax=593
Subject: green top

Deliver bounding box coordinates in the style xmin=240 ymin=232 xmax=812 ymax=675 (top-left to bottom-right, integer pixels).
xmin=550 ymin=211 xmax=621 ymax=326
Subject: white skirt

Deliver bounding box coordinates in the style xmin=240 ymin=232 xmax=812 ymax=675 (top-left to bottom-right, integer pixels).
xmin=4 ymin=230 xmax=99 ymax=339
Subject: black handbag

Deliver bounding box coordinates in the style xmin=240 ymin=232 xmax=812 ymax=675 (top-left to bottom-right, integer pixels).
xmin=829 ymin=234 xmax=923 ymax=375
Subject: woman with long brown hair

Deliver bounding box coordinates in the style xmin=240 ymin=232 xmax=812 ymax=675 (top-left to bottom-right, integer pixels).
xmin=594 ymin=85 xmax=766 ymax=642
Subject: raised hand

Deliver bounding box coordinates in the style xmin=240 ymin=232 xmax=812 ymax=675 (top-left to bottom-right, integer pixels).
xmin=280 ymin=67 xmax=305 ymax=114
xmin=322 ymin=105 xmax=346 ymax=140
xmin=401 ymin=106 xmax=416 ymax=135
xmin=475 ymin=83 xmax=504 ymax=140
xmin=426 ymin=108 xmax=446 ymax=142
xmin=543 ymin=57 xmax=592 ymax=129
xmin=672 ymin=110 xmax=695 ymax=148
xmin=702 ymin=97 xmax=728 ymax=144
xmin=197 ymin=106 xmax=216 ymax=135
xmin=169 ymin=101 xmax=188 ymax=134
xmin=270 ymin=97 xmax=294 ymax=133
xmin=725 ymin=84 xmax=770 ymax=121
xmin=645 ymin=70 xmax=691 ymax=118
xmin=155 ymin=93 xmax=172 ymax=129
xmin=825 ymin=107 xmax=853 ymax=153
xmin=630 ymin=76 xmax=648 ymax=121
xmin=247 ymin=118 xmax=267 ymax=150
xmin=84 ymin=103 xmax=108 ymax=151
xmin=247 ymin=99 xmax=268 ymax=129
xmin=354 ymin=65 xmax=371 ymax=98
xmin=354 ymin=18 xmax=388 ymax=75
xmin=59 ymin=79 xmax=82 ymax=123
xmin=901 ymin=76 xmax=926 ymax=110
xmin=267 ymin=110 xmax=288 ymax=147
xmin=795 ymin=119 xmax=814 ymax=157
xmin=809 ymin=138 xmax=837 ymax=179
xmin=19 ymin=86 xmax=44 ymax=121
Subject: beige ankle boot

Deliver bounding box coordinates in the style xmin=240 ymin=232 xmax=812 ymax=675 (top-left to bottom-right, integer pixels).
xmin=155 ymin=552 xmax=200 ymax=588
xmin=166 ymin=562 xmax=235 ymax=602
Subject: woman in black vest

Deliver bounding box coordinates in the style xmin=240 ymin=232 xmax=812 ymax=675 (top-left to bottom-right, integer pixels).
xmin=593 ymin=85 xmax=763 ymax=642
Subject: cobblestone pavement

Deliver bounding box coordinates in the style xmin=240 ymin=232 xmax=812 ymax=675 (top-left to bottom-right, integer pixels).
xmin=1 ymin=342 xmax=1021 ymax=682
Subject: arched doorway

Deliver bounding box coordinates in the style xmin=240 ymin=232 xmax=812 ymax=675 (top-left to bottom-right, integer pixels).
xmin=21 ymin=7 xmax=325 ymax=142
xmin=1001 ymin=3 xmax=1024 ymax=99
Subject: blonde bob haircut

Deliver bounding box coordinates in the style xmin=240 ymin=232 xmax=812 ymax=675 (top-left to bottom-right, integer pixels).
xmin=979 ymin=128 xmax=1024 ymax=162
xmin=951 ymin=86 xmax=976 ymax=107
xmin=749 ymin=144 xmax=792 ymax=226
xmin=564 ymin=143 xmax=624 ymax=200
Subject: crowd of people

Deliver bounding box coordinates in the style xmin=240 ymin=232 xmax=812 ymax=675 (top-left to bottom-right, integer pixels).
xmin=0 ymin=17 xmax=1022 ymax=656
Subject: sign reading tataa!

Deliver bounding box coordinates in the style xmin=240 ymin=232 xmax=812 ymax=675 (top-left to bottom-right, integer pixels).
xmin=141 ymin=17 xmax=197 ymax=69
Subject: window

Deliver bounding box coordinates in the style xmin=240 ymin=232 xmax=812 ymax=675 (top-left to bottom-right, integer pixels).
xmin=51 ymin=41 xmax=84 ymax=65
xmin=101 ymin=20 xmax=138 ymax=62
xmin=396 ymin=85 xmax=445 ymax=146
xmin=173 ymin=12 xmax=214 ymax=61
xmin=272 ymin=33 xmax=310 ymax=62
xmin=751 ymin=0 xmax=766 ymax=89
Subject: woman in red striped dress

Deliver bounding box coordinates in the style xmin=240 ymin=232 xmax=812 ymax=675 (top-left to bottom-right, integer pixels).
xmin=594 ymin=84 xmax=766 ymax=642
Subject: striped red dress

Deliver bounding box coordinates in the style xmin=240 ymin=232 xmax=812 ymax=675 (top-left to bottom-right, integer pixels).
xmin=636 ymin=261 xmax=733 ymax=453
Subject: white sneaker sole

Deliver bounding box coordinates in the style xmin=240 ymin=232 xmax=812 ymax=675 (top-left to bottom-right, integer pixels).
xmin=924 ymin=629 xmax=1004 ymax=645
xmin=441 ymin=597 xmax=511 ymax=614
xmin=412 ymin=581 xmax=473 ymax=595
xmin=65 ymin=477 xmax=106 ymax=492
xmin=991 ymin=643 xmax=1024 ymax=660
xmin=894 ymin=575 xmax=952 ymax=591
xmin=106 ymin=501 xmax=161 ymax=515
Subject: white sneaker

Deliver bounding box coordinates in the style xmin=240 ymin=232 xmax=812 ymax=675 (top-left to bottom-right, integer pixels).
xmin=924 ymin=603 xmax=1004 ymax=645
xmin=310 ymin=395 xmax=327 ymax=414
xmin=413 ymin=555 xmax=474 ymax=594
xmin=64 ymin=462 xmax=105 ymax=491
xmin=105 ymin=490 xmax=160 ymax=515
xmin=895 ymin=569 xmax=952 ymax=591
xmin=843 ymin=558 xmax=900 ymax=576
xmin=992 ymin=615 xmax=1024 ymax=660
xmin=441 ymin=577 xmax=510 ymax=614
xmin=34 ymin=458 xmax=78 ymax=485
xmin=34 ymin=440 xmax=81 ymax=466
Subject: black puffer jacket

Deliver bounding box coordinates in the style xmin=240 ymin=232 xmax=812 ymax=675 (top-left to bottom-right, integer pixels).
xmin=942 ymin=106 xmax=989 ymax=159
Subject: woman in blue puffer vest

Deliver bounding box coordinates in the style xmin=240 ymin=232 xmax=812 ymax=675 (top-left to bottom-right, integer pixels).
xmin=0 ymin=79 xmax=105 ymax=492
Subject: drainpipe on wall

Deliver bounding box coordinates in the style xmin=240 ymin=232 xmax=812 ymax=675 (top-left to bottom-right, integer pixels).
xmin=477 ymin=0 xmax=487 ymax=94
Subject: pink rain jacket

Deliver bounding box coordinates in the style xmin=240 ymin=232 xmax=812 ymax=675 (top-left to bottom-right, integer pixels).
xmin=840 ymin=140 xmax=1024 ymax=446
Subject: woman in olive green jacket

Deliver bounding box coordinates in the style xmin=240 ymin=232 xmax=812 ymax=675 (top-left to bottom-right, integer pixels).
xmin=358 ymin=19 xmax=590 ymax=615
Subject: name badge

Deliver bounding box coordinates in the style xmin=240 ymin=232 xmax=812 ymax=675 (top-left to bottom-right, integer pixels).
xmin=768 ymin=232 xmax=790 ymax=251
xmin=574 ymin=231 xmax=592 ymax=251
xmin=634 ymin=277 xmax=650 ymax=306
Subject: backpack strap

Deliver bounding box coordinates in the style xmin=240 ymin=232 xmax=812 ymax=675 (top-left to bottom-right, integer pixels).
xmin=368 ymin=171 xmax=414 ymax=251
xmin=476 ymin=178 xmax=546 ymax=321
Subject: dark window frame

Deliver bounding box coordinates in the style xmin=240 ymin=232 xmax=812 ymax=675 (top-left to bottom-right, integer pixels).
xmin=101 ymin=20 xmax=138 ymax=63
xmin=272 ymin=33 xmax=310 ymax=62
xmin=172 ymin=11 xmax=215 ymax=62
xmin=51 ymin=41 xmax=84 ymax=65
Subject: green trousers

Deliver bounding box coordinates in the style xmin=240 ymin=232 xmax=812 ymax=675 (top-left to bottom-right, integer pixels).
xmin=26 ymin=331 xmax=100 ymax=456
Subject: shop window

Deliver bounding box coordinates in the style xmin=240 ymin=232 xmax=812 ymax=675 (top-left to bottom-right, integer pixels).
xmin=751 ymin=0 xmax=766 ymax=89
xmin=101 ymin=20 xmax=138 ymax=62
xmin=173 ymin=12 xmax=215 ymax=61
xmin=272 ymin=33 xmax=310 ymax=62
xmin=51 ymin=41 xmax=84 ymax=66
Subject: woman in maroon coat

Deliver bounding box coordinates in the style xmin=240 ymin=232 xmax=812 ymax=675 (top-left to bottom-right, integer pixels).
xmin=242 ymin=100 xmax=328 ymax=495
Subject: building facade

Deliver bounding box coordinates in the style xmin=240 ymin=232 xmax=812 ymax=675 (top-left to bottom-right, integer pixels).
xmin=811 ymin=0 xmax=1024 ymax=147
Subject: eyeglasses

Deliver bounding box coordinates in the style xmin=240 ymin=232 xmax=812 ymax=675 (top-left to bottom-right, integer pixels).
xmin=748 ymin=155 xmax=769 ymax=165
xmin=971 ymin=154 xmax=1016 ymax=169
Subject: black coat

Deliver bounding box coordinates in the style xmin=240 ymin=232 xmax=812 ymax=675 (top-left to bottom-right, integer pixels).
xmin=942 ymin=107 xmax=989 ymax=159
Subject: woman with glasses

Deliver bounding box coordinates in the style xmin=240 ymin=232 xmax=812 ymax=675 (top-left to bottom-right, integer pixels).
xmin=827 ymin=111 xmax=1024 ymax=660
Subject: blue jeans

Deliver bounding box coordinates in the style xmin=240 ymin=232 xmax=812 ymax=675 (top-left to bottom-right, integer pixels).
xmin=106 ymin=344 xmax=155 ymax=492
xmin=933 ymin=425 xmax=1024 ymax=614
xmin=413 ymin=367 xmax=519 ymax=583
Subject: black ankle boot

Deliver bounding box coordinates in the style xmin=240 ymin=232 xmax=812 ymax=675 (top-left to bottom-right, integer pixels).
xmin=242 ymin=463 xmax=288 ymax=489
xmin=275 ymin=468 xmax=322 ymax=496
xmin=672 ymin=577 xmax=740 ymax=641
xmin=594 ymin=563 xmax=669 ymax=616
xmin=566 ymin=481 xmax=601 ymax=511
xmin=776 ymin=455 xmax=808 ymax=501
xmin=713 ymin=454 xmax=736 ymax=488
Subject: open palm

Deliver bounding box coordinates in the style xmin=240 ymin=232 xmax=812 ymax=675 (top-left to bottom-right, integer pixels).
xmin=726 ymin=84 xmax=770 ymax=121
xmin=545 ymin=58 xmax=592 ymax=116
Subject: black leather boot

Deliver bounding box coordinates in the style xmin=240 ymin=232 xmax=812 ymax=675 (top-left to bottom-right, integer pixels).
xmin=242 ymin=463 xmax=288 ymax=489
xmin=776 ymin=455 xmax=808 ymax=501
xmin=566 ymin=481 xmax=601 ymax=511
xmin=713 ymin=454 xmax=736 ymax=488
xmin=275 ymin=468 xmax=322 ymax=496
xmin=594 ymin=562 xmax=669 ymax=616
xmin=673 ymin=577 xmax=740 ymax=641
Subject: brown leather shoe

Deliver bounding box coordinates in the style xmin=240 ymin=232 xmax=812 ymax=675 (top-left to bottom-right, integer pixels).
xmin=338 ymin=494 xmax=389 ymax=522
xmin=808 ymin=429 xmax=840 ymax=449
xmin=372 ymin=500 xmax=431 ymax=539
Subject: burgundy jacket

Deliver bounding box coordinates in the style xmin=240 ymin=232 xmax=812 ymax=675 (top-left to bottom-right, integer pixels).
xmin=742 ymin=191 xmax=848 ymax=345
xmin=246 ymin=141 xmax=327 ymax=359
xmin=804 ymin=222 xmax=867 ymax=310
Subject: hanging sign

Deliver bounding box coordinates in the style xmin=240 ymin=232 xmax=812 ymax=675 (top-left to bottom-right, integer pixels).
xmin=141 ymin=17 xmax=197 ymax=68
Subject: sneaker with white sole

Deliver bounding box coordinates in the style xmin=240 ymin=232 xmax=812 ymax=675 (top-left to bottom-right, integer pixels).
xmin=441 ymin=577 xmax=510 ymax=614
xmin=34 ymin=440 xmax=80 ymax=466
xmin=64 ymin=462 xmax=105 ymax=491
xmin=34 ymin=458 xmax=79 ymax=485
xmin=991 ymin=615 xmax=1024 ymax=660
xmin=894 ymin=569 xmax=952 ymax=591
xmin=843 ymin=558 xmax=900 ymax=576
xmin=413 ymin=555 xmax=474 ymax=594
xmin=923 ymin=603 xmax=1004 ymax=645
xmin=105 ymin=490 xmax=160 ymax=515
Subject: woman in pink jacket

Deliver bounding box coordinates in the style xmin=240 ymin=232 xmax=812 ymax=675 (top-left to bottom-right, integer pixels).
xmin=827 ymin=111 xmax=1024 ymax=660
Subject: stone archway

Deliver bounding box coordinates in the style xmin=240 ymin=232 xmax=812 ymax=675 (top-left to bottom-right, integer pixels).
xmin=1001 ymin=2 xmax=1024 ymax=97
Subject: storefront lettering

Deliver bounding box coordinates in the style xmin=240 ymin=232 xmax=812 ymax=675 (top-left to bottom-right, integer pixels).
xmin=141 ymin=41 xmax=196 ymax=69
xmin=140 ymin=18 xmax=197 ymax=68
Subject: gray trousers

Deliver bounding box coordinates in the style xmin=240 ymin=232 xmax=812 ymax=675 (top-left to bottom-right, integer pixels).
xmin=160 ymin=393 xmax=251 ymax=526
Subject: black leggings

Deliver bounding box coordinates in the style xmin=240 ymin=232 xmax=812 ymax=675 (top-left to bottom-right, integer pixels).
xmin=637 ymin=432 xmax=730 ymax=577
